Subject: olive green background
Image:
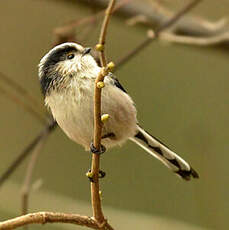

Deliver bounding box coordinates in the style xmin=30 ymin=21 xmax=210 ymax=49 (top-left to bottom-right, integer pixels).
xmin=0 ymin=1 xmax=228 ymax=229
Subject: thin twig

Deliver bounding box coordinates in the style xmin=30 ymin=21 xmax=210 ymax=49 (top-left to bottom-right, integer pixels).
xmin=78 ymin=0 xmax=224 ymax=36
xmin=159 ymin=31 xmax=229 ymax=46
xmin=0 ymin=0 xmax=209 ymax=229
xmin=21 ymin=135 xmax=47 ymax=218
xmin=90 ymin=0 xmax=116 ymax=226
xmin=155 ymin=0 xmax=203 ymax=34
xmin=0 ymin=120 xmax=57 ymax=188
xmin=0 ymin=212 xmax=98 ymax=230
xmin=116 ymin=0 xmax=202 ymax=70
xmin=91 ymin=68 xmax=107 ymax=224
xmin=98 ymin=0 xmax=116 ymax=66
xmin=54 ymin=0 xmax=131 ymax=44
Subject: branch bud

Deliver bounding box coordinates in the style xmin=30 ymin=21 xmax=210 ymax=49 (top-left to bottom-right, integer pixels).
xmin=147 ymin=29 xmax=155 ymax=39
xmin=96 ymin=81 xmax=105 ymax=89
xmin=101 ymin=114 xmax=109 ymax=122
xmin=107 ymin=62 xmax=115 ymax=72
xmin=86 ymin=171 xmax=94 ymax=178
xmin=99 ymin=190 xmax=102 ymax=200
xmin=95 ymin=44 xmax=104 ymax=51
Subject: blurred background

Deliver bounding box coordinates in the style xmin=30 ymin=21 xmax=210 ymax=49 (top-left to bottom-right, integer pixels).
xmin=0 ymin=0 xmax=228 ymax=229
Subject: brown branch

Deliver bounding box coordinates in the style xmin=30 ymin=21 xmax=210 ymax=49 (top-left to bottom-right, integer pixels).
xmin=155 ymin=0 xmax=203 ymax=34
xmin=90 ymin=0 xmax=116 ymax=227
xmin=98 ymin=0 xmax=116 ymax=66
xmin=78 ymin=0 xmax=227 ymax=37
xmin=0 ymin=212 xmax=99 ymax=230
xmin=91 ymin=68 xmax=109 ymax=224
xmin=21 ymin=135 xmax=47 ymax=218
xmin=54 ymin=0 xmax=131 ymax=46
xmin=159 ymin=31 xmax=229 ymax=46
xmin=0 ymin=22 xmax=75 ymax=191
xmin=2 ymin=2 xmax=115 ymax=230
xmin=0 ymin=120 xmax=57 ymax=188
xmin=115 ymin=0 xmax=202 ymax=70
xmin=74 ymin=0 xmax=229 ymax=52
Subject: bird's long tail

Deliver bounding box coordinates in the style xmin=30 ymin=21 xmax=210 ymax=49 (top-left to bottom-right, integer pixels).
xmin=129 ymin=125 xmax=199 ymax=180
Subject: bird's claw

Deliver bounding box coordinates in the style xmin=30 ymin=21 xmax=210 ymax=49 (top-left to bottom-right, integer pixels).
xmin=98 ymin=170 xmax=106 ymax=178
xmin=90 ymin=142 xmax=106 ymax=154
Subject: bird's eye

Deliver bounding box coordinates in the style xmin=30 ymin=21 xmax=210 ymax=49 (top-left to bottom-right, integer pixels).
xmin=67 ymin=53 xmax=75 ymax=60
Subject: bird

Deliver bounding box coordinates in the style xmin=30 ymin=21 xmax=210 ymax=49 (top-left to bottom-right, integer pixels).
xmin=38 ymin=42 xmax=199 ymax=181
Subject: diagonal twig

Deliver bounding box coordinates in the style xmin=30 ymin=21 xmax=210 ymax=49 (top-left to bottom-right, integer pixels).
xmin=0 ymin=120 xmax=57 ymax=188
xmin=54 ymin=0 xmax=131 ymax=46
xmin=0 ymin=0 xmax=132 ymax=194
xmin=116 ymin=0 xmax=203 ymax=70
xmin=154 ymin=0 xmax=203 ymax=34
xmin=0 ymin=0 xmax=208 ymax=229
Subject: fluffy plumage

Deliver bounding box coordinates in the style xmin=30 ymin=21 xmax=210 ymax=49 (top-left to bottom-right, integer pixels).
xmin=38 ymin=42 xmax=199 ymax=180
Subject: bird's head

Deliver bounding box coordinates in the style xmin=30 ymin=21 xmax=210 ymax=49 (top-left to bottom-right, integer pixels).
xmin=38 ymin=42 xmax=97 ymax=95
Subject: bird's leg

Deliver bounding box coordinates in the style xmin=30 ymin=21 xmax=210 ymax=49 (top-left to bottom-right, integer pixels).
xmin=90 ymin=132 xmax=115 ymax=154
xmin=90 ymin=142 xmax=106 ymax=154
xmin=87 ymin=133 xmax=114 ymax=182
xmin=87 ymin=141 xmax=106 ymax=182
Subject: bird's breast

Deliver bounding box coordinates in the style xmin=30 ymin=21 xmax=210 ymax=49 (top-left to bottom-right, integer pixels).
xmin=45 ymin=77 xmax=138 ymax=150
xmin=45 ymin=79 xmax=95 ymax=147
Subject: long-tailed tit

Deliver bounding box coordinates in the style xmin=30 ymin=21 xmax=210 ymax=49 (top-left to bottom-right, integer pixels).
xmin=38 ymin=42 xmax=199 ymax=181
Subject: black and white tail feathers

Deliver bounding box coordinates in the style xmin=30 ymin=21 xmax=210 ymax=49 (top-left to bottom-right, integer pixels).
xmin=130 ymin=125 xmax=199 ymax=181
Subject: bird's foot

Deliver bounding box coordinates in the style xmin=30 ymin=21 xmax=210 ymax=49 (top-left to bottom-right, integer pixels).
xmin=90 ymin=142 xmax=106 ymax=154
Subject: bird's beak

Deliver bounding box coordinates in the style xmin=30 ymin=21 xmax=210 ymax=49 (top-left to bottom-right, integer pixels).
xmin=82 ymin=47 xmax=91 ymax=56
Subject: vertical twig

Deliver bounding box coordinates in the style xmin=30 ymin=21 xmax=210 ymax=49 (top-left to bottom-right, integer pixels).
xmin=98 ymin=0 xmax=116 ymax=66
xmin=53 ymin=0 xmax=131 ymax=42
xmin=90 ymin=0 xmax=116 ymax=226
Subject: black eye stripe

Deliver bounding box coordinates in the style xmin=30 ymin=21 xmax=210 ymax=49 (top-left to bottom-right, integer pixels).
xmin=43 ymin=46 xmax=77 ymax=70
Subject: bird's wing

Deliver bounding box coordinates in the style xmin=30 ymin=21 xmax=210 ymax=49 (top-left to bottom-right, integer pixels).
xmin=107 ymin=72 xmax=127 ymax=93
